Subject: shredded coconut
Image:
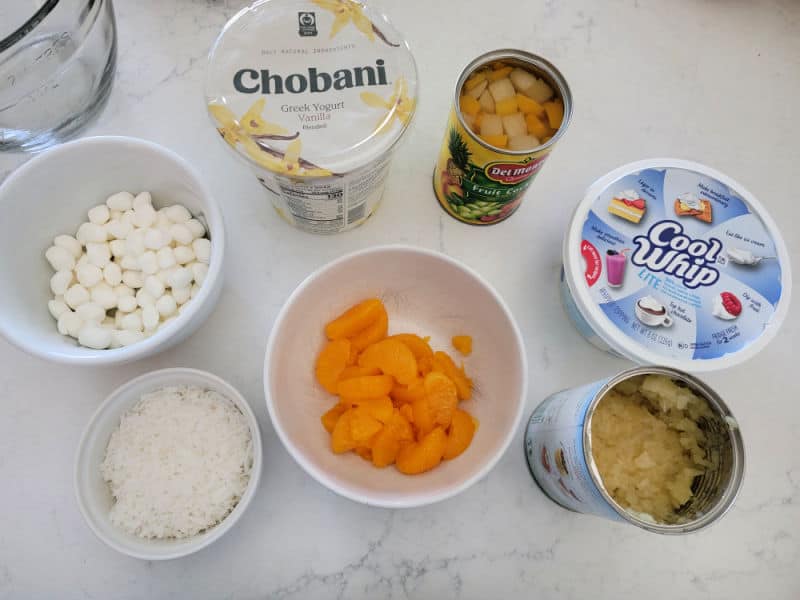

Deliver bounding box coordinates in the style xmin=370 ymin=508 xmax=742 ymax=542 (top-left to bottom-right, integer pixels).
xmin=101 ymin=385 xmax=253 ymax=539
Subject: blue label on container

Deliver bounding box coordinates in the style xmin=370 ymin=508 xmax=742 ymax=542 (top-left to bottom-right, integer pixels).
xmin=579 ymin=167 xmax=783 ymax=361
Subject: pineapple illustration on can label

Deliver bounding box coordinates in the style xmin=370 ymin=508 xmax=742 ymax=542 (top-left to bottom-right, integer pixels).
xmin=434 ymin=50 xmax=572 ymax=225
xmin=206 ymin=0 xmax=417 ymax=234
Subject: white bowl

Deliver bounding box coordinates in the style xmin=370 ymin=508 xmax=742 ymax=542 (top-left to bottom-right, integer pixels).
xmin=264 ymin=245 xmax=527 ymax=508
xmin=74 ymin=368 xmax=263 ymax=560
xmin=0 ymin=136 xmax=224 ymax=365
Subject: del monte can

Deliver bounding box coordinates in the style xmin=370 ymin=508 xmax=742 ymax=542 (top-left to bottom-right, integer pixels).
xmin=206 ymin=0 xmax=418 ymax=234
xmin=433 ymin=50 xmax=572 ymax=225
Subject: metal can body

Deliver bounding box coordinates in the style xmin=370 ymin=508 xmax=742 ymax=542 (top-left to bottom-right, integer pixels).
xmin=433 ymin=49 xmax=572 ymax=225
xmin=524 ymin=366 xmax=745 ymax=534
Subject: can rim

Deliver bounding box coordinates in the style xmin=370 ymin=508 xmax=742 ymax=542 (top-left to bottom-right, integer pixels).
xmin=581 ymin=365 xmax=746 ymax=534
xmin=562 ymin=158 xmax=792 ymax=372
xmin=452 ymin=49 xmax=573 ymax=155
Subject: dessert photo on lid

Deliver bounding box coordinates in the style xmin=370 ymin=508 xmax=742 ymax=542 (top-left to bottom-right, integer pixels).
xmin=608 ymin=189 xmax=647 ymax=224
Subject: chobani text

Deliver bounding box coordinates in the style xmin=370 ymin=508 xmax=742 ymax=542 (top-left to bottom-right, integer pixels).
xmin=233 ymin=60 xmax=389 ymax=94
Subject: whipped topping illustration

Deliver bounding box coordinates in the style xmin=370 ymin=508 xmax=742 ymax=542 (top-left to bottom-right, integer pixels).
xmin=637 ymin=295 xmax=665 ymax=314
xmin=712 ymin=292 xmax=742 ymax=320
xmin=618 ymin=189 xmax=641 ymax=201
xmin=677 ymin=192 xmax=702 ymax=210
xmin=725 ymin=246 xmax=774 ymax=266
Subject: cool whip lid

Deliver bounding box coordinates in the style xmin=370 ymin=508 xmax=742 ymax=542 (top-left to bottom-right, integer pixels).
xmin=564 ymin=159 xmax=791 ymax=372
xmin=205 ymin=0 xmax=417 ymax=176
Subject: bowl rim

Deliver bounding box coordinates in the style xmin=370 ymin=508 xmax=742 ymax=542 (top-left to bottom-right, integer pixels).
xmin=73 ymin=367 xmax=263 ymax=560
xmin=0 ymin=135 xmax=225 ymax=366
xmin=263 ymin=244 xmax=528 ymax=508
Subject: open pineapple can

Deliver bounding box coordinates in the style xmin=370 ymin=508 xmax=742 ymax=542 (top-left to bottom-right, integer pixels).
xmin=434 ymin=50 xmax=572 ymax=225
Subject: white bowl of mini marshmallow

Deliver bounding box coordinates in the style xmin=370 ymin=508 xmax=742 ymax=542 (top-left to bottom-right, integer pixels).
xmin=0 ymin=136 xmax=224 ymax=365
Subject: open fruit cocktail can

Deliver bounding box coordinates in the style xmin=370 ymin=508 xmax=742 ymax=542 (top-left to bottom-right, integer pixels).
xmin=205 ymin=0 xmax=418 ymax=234
xmin=433 ymin=49 xmax=572 ymax=225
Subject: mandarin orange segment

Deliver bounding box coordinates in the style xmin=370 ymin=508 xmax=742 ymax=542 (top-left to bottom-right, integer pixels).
xmin=324 ymin=298 xmax=384 ymax=340
xmin=339 ymin=365 xmax=381 ymax=381
xmin=355 ymin=446 xmax=373 ymax=462
xmin=321 ymin=402 xmax=347 ymax=433
xmin=347 ymin=345 xmax=360 ymax=366
xmin=389 ymin=378 xmax=424 ymax=405
xmin=315 ymin=339 xmax=351 ymax=394
xmin=331 ymin=409 xmax=357 ymax=453
xmin=350 ymin=396 xmax=394 ymax=424
xmin=371 ymin=427 xmax=400 ymax=468
xmin=358 ymin=338 xmax=418 ymax=385
xmin=389 ymin=334 xmax=434 ymax=362
xmin=388 ymin=409 xmax=415 ymax=442
xmin=451 ymin=335 xmax=473 ymax=356
xmin=396 ymin=427 xmax=447 ymax=475
xmin=350 ymin=407 xmax=383 ymax=442
xmin=336 ymin=375 xmax=394 ymax=399
xmin=411 ymin=396 xmax=435 ymax=439
xmin=443 ymin=409 xmax=476 ymax=460
xmin=399 ymin=403 xmax=415 ymax=424
xmin=423 ymin=371 xmax=458 ymax=429
xmin=350 ymin=304 xmax=389 ymax=352
xmin=418 ymin=356 xmax=433 ymax=376
xmin=432 ymin=351 xmax=473 ymax=401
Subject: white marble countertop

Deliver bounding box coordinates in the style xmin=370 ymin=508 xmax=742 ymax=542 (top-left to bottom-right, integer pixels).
xmin=1 ymin=1 xmax=799 ymax=598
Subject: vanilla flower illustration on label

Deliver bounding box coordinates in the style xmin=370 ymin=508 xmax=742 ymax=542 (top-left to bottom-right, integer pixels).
xmin=360 ymin=77 xmax=415 ymax=134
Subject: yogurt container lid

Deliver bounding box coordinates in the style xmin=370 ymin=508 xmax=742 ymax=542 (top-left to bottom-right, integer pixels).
xmin=205 ymin=0 xmax=418 ymax=176
xmin=564 ymin=159 xmax=791 ymax=372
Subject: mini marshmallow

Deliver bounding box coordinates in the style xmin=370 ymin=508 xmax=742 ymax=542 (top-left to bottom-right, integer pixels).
xmin=113 ymin=284 xmax=134 ymax=298
xmin=76 ymin=263 xmax=103 ymax=288
xmin=78 ymin=324 xmax=112 ymax=349
xmin=120 ymin=210 xmax=135 ymax=226
xmin=50 ymin=270 xmax=74 ymax=296
xmin=120 ymin=311 xmax=143 ymax=332
xmin=191 ymin=262 xmax=209 ymax=286
xmin=76 ymin=302 xmax=105 ymax=323
xmin=91 ymin=283 xmax=118 ymax=310
xmin=138 ymin=250 xmax=158 ymax=274
xmin=45 ymin=246 xmax=76 ymax=272
xmin=106 ymin=191 xmax=134 ymax=211
xmin=155 ymin=294 xmax=177 ymax=318
xmin=144 ymin=228 xmax=168 ymax=250
xmin=86 ymin=242 xmax=111 ymax=268
xmin=172 ymin=285 xmax=191 ymax=305
xmin=132 ymin=205 xmax=156 ymax=229
xmin=168 ymin=267 xmax=193 ymax=290
xmin=76 ymin=254 xmax=89 ymax=268
xmin=136 ymin=289 xmax=156 ymax=308
xmin=117 ymin=295 xmax=138 ymax=313
xmin=173 ymin=245 xmax=194 ymax=265
xmin=53 ymin=235 xmax=82 ymax=259
xmin=120 ymin=255 xmax=139 ymax=271
xmin=144 ymin=275 xmax=166 ymax=299
xmin=157 ymin=246 xmax=177 ymax=269
xmin=109 ymin=210 xmax=123 ymax=221
xmin=142 ymin=305 xmax=159 ymax=331
xmin=48 ymin=299 xmax=69 ymax=320
xmin=58 ymin=311 xmax=83 ymax=337
xmin=76 ymin=222 xmax=107 ymax=244
xmin=190 ymin=283 xmax=201 ymax=299
xmin=186 ymin=219 xmax=206 ymax=239
xmin=109 ymin=239 xmax=127 ymax=258
xmin=169 ymin=223 xmax=193 ymax=246
xmin=64 ymin=284 xmax=90 ymax=309
xmin=192 ymin=238 xmax=211 ymax=264
xmin=132 ymin=191 xmax=153 ymax=211
xmin=113 ymin=329 xmax=145 ymax=347
xmin=106 ymin=219 xmax=132 ymax=241
xmin=102 ymin=316 xmax=115 ymax=328
xmin=88 ymin=204 xmax=110 ymax=225
xmin=103 ymin=262 xmax=122 ymax=286
xmin=122 ymin=270 xmax=144 ymax=289
xmin=165 ymin=205 xmax=192 ymax=223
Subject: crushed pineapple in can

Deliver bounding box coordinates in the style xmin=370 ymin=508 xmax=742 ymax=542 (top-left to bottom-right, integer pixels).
xmin=433 ymin=50 xmax=572 ymax=225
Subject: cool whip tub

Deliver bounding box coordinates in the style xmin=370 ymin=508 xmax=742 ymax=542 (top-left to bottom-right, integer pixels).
xmin=561 ymin=159 xmax=791 ymax=371
xmin=206 ymin=0 xmax=417 ymax=234
xmin=524 ymin=366 xmax=745 ymax=534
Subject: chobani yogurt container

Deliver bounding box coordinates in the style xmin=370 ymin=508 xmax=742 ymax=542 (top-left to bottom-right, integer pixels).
xmin=206 ymin=0 xmax=418 ymax=234
xmin=562 ymin=159 xmax=791 ymax=371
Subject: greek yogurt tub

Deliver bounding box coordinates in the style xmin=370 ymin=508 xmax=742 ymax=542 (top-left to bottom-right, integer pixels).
xmin=561 ymin=159 xmax=791 ymax=371
xmin=205 ymin=0 xmax=418 ymax=234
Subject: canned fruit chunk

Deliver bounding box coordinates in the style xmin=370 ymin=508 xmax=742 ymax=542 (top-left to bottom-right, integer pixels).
xmin=459 ymin=95 xmax=481 ymax=117
xmin=480 ymin=134 xmax=508 ymax=149
xmin=488 ymin=78 xmax=516 ymax=103
xmin=325 ymin=298 xmax=384 ymax=340
xmin=313 ymin=298 xmax=479 ymax=474
xmin=495 ymin=97 xmax=519 ymax=116
xmin=315 ymin=339 xmax=352 ymax=394
xmin=396 ymin=427 xmax=448 ymax=475
xmin=525 ymin=113 xmax=550 ymax=139
xmin=515 ymin=94 xmax=545 ymax=116
xmin=543 ymin=99 xmax=564 ymax=129
xmin=466 ymin=79 xmax=488 ymax=99
xmin=451 ymin=335 xmax=473 ymax=356
xmin=590 ymin=375 xmax=716 ymax=523
xmin=478 ymin=90 xmax=495 ymax=113
xmin=443 ymin=409 xmax=477 ymax=460
xmin=520 ymin=76 xmax=555 ymax=103
xmin=501 ymin=113 xmax=527 ymax=139
xmin=479 ymin=113 xmax=504 ymax=137
xmin=509 ymin=67 xmax=537 ymax=92
xmin=358 ymin=338 xmax=418 ymax=385
xmin=509 ymin=135 xmax=541 ymax=151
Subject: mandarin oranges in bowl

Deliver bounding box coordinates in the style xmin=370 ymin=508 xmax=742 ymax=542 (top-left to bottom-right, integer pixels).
xmin=264 ymin=246 xmax=527 ymax=508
